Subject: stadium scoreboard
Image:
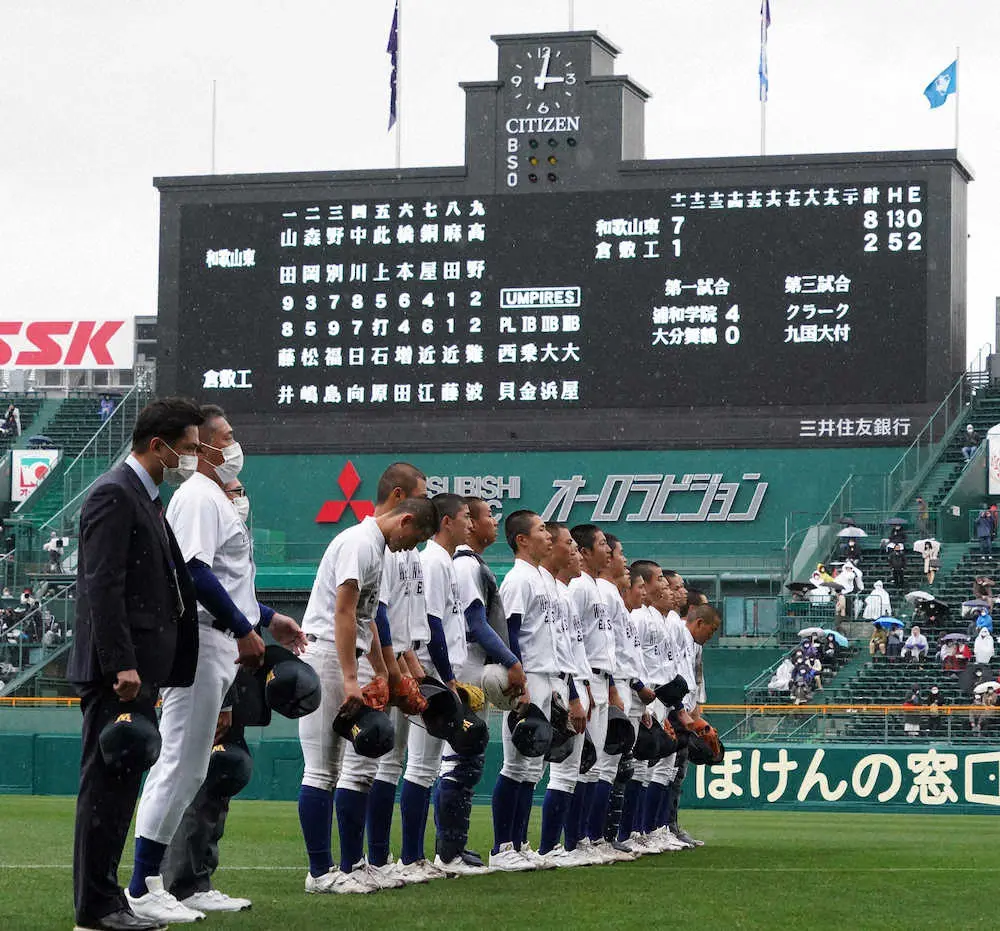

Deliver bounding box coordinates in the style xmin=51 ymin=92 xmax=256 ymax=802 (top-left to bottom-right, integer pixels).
xmin=156 ymin=31 xmax=970 ymax=451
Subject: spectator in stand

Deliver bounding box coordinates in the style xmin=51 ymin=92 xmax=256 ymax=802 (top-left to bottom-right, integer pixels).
xmin=973 ymin=576 xmax=994 ymax=605
xmin=2 ymin=403 xmax=21 ymax=438
xmin=955 ymin=639 xmax=973 ymax=669
xmin=98 ymin=396 xmax=112 ymax=423
xmin=939 ymin=638 xmax=958 ymax=670
xmin=888 ymin=524 xmax=907 ymax=548
xmin=991 ymin=503 xmax=1000 ymax=538
xmin=974 ymin=627 xmax=996 ymax=665
xmin=20 ymin=587 xmax=37 ymax=609
xmin=822 ymin=634 xmax=838 ymax=665
xmin=970 ymin=688 xmax=998 ymax=735
xmin=869 ymin=624 xmax=888 ymax=660
xmin=886 ymin=627 xmax=903 ymax=663
xmin=976 ymin=607 xmax=994 ymax=634
xmin=975 ymin=509 xmax=994 ymax=559
xmin=1 ymin=587 xmax=11 ymax=598
xmin=841 ymin=537 xmax=863 ymax=565
xmin=863 ymin=581 xmax=892 ymax=619
xmin=916 ymin=497 xmax=930 ymax=538
xmin=902 ymin=625 xmax=929 ymax=663
xmin=921 ymin=541 xmax=940 ymax=587
xmin=43 ymin=531 xmax=64 ymax=572
xmin=816 ymin=563 xmax=835 ymax=585
xmin=888 ymin=544 xmax=907 ymax=587
xmin=962 ymin=424 xmax=981 ymax=463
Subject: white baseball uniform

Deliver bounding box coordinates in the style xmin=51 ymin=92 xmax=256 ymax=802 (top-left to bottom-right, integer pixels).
xmin=404 ymin=540 xmax=466 ymax=788
xmin=499 ymin=558 xmax=559 ymax=783
xmin=649 ymin=608 xmax=686 ymax=788
xmin=374 ymin=549 xmax=426 ymax=787
xmin=568 ymin=572 xmax=614 ymax=785
xmin=298 ymin=516 xmax=386 ymax=792
xmin=136 ymin=472 xmax=255 ymax=845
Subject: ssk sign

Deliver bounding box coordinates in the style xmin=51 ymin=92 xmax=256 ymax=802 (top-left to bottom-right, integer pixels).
xmin=0 ymin=319 xmax=135 ymax=369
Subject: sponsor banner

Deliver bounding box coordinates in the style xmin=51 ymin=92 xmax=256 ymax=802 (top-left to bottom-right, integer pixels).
xmin=11 ymin=449 xmax=60 ymax=503
xmin=682 ymin=743 xmax=1000 ymax=814
xmin=0 ymin=319 xmax=134 ymax=369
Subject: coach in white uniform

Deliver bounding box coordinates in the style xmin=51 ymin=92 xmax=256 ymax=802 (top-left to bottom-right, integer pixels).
xmin=296 ymin=487 xmax=435 ymax=895
xmin=128 ymin=405 xmax=304 ymax=925
xmin=489 ymin=509 xmax=559 ymax=873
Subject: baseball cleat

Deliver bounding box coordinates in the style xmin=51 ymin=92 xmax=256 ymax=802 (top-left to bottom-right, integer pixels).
xmin=125 ymin=876 xmax=206 ymax=923
xmin=304 ymin=868 xmax=375 ymax=894
xmin=434 ymin=854 xmax=492 ymax=876
xmin=517 ymin=843 xmax=557 ymax=870
xmin=672 ymin=827 xmax=705 ymax=847
xmin=353 ymin=858 xmax=405 ymax=889
xmin=488 ymin=842 xmax=536 ymax=872
xmin=180 ymin=890 xmax=252 ymax=912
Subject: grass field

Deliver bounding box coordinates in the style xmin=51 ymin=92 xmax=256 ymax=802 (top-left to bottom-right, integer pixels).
xmin=0 ymin=797 xmax=996 ymax=931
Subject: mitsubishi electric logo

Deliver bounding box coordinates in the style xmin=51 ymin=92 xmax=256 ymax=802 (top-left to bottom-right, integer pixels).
xmin=315 ymin=461 xmax=376 ymax=523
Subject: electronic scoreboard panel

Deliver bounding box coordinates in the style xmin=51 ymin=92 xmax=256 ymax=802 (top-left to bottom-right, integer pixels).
xmin=155 ymin=32 xmax=969 ymax=452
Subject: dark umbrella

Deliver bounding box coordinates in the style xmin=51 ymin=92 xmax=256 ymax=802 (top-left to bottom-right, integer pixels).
xmin=959 ymin=663 xmax=991 ymax=694
xmin=837 ymin=517 xmax=858 ymax=526
xmin=884 ymin=517 xmax=908 ymax=526
xmin=786 ymin=581 xmax=817 ymax=594
xmin=926 ymin=599 xmax=950 ymax=612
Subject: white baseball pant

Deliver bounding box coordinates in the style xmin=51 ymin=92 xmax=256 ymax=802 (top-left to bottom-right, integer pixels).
xmin=545 ymin=677 xmax=588 ymax=794
xmin=500 ymin=671 xmax=559 ymax=783
xmin=298 ymin=637 xmax=351 ymax=792
xmin=135 ymin=626 xmax=238 ymax=844
xmin=577 ymin=672 xmax=610 ymax=785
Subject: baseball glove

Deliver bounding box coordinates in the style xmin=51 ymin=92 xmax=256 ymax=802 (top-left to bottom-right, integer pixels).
xmin=455 ymin=681 xmax=486 ymax=714
xmin=391 ymin=675 xmax=428 ymax=715
xmin=361 ymin=676 xmax=390 ymax=711
xmin=690 ymin=718 xmax=723 ymax=763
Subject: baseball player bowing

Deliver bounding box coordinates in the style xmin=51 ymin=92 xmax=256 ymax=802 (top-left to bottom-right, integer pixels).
xmin=127 ymin=404 xmax=306 ymax=925
xmin=397 ymin=493 xmax=471 ymax=883
xmin=489 ymin=510 xmax=560 ymax=873
xmin=296 ymin=483 xmax=436 ymax=895
xmin=435 ymin=496 xmax=526 ymax=876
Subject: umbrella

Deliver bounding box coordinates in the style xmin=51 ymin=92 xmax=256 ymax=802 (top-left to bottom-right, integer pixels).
xmin=974 ymin=681 xmax=1000 ymax=695
xmin=798 ymin=626 xmax=825 ymax=638
xmin=837 ymin=527 xmax=867 ymax=538
xmin=959 ymin=664 xmax=991 ymax=693
xmin=963 ymin=599 xmax=991 ymax=609
xmin=884 ymin=517 xmax=908 ymax=526
xmin=786 ymin=581 xmax=816 ymax=594
xmin=905 ymin=591 xmax=934 ymax=604
xmin=873 ymin=617 xmax=904 ymax=629
xmin=913 ymin=538 xmax=940 ymax=554
xmin=824 ymin=581 xmax=846 ymax=593
xmin=837 ymin=517 xmax=858 ymax=526
xmin=821 ymin=629 xmax=850 ymax=647
xmin=940 ymin=633 xmax=970 ymax=643
xmin=920 ymin=598 xmax=950 ymax=613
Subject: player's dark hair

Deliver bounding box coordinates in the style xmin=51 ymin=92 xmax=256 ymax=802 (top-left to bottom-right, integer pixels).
xmin=376 ymin=461 xmax=427 ymax=503
xmin=686 ymin=588 xmax=708 ymax=612
xmin=662 ymin=569 xmax=679 ymax=580
xmin=431 ymin=492 xmax=467 ymax=529
xmin=505 ymin=509 xmax=539 ymax=553
xmin=570 ymin=524 xmax=604 ymax=552
xmin=389 ymin=496 xmax=437 ymax=537
xmin=630 ymin=559 xmax=660 ymax=584
xmin=688 ymin=603 xmax=721 ymax=629
xmin=462 ymin=495 xmax=490 ymax=519
xmin=545 ymin=520 xmax=568 ymax=540
xmin=604 ymin=532 xmax=621 ymax=552
xmin=132 ymin=397 xmax=205 ymax=453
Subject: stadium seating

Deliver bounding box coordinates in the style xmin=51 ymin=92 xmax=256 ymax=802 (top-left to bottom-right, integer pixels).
xmin=0 ymin=395 xmax=44 ymax=454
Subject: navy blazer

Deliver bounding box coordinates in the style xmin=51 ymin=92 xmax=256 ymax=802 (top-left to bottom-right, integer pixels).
xmin=67 ymin=463 xmax=198 ymax=689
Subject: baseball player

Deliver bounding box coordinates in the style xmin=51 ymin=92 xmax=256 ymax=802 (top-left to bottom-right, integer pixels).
xmin=397 ymin=493 xmax=472 ymax=882
xmin=435 ymin=496 xmax=526 ymax=875
xmin=537 ymin=523 xmax=592 ymax=867
xmin=567 ymin=524 xmax=620 ymax=866
xmin=329 ymin=464 xmax=433 ymax=892
xmin=364 ymin=469 xmax=431 ymax=885
xmin=296 ymin=468 xmax=435 ymax=895
xmin=489 ymin=510 xmax=558 ymax=872
xmin=127 ymin=405 xmax=306 ymax=924
xmin=665 ymin=592 xmax=720 ymax=849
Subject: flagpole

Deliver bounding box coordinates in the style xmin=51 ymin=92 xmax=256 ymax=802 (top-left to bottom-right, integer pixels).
xmin=761 ymin=99 xmax=766 ymax=157
xmin=954 ymin=45 xmax=960 ymax=151
xmin=211 ymin=79 xmax=217 ymax=173
xmin=569 ymin=0 xmax=574 ymax=30
xmin=395 ymin=1 xmax=402 ymax=169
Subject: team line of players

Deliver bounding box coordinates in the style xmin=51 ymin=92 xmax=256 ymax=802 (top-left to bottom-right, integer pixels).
xmin=296 ymin=461 xmax=722 ymax=893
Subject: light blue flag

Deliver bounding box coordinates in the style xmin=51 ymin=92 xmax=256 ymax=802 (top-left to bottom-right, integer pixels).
xmin=923 ymin=60 xmax=957 ymax=109
xmin=758 ymin=0 xmax=771 ymax=103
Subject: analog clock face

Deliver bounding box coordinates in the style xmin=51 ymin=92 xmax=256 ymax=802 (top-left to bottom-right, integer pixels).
xmin=508 ymin=45 xmax=577 ymax=113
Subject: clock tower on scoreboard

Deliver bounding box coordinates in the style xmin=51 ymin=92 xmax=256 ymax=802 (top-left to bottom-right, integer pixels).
xmin=461 ymin=32 xmax=650 ymax=194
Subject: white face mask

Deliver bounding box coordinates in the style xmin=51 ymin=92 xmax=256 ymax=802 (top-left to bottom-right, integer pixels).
xmin=159 ymin=443 xmax=199 ymax=486
xmin=208 ymin=441 xmax=244 ymax=485
xmin=233 ymin=494 xmax=250 ymax=523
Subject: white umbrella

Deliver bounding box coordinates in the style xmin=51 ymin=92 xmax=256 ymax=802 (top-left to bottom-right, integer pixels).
xmin=974 ymin=681 xmax=1000 ymax=695
xmin=837 ymin=527 xmax=867 ymax=538
xmin=797 ymin=626 xmax=825 ymax=638
xmin=913 ymin=538 xmax=940 ymax=555
xmin=905 ymin=590 xmax=934 ymax=604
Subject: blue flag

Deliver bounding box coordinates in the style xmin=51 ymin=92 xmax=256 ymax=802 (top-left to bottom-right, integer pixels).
xmin=923 ymin=60 xmax=957 ymax=109
xmin=387 ymin=0 xmax=399 ymax=130
xmin=759 ymin=0 xmax=771 ymax=103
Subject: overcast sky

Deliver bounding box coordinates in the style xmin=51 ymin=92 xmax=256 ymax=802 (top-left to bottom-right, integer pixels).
xmin=2 ymin=1 xmax=996 ymax=359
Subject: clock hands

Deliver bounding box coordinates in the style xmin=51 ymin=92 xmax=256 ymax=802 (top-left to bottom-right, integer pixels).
xmin=533 ymin=48 xmax=565 ymax=90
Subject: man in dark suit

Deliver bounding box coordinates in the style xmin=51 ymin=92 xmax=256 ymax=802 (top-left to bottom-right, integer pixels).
xmin=68 ymin=397 xmax=205 ymax=931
